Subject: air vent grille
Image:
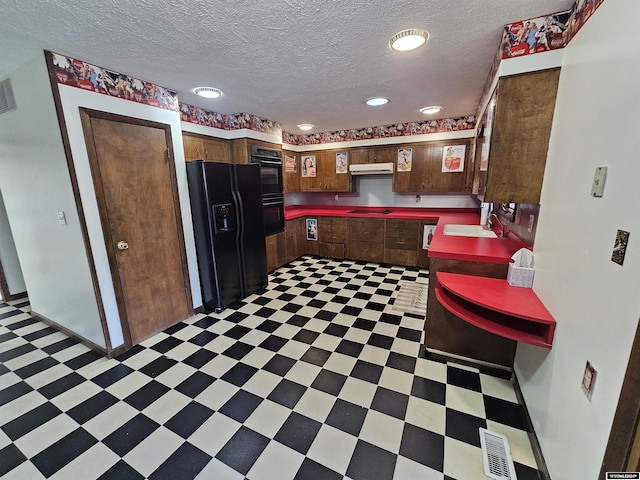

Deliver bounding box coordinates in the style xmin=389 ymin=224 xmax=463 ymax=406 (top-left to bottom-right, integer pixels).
xmin=479 ymin=428 xmax=517 ymax=480
xmin=0 ymin=78 xmax=17 ymax=114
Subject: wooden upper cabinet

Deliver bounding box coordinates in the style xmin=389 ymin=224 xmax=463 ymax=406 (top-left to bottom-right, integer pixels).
xmin=350 ymin=146 xmax=395 ymax=164
xmin=183 ymin=132 xmax=230 ymax=162
xmin=393 ymin=140 xmax=471 ymax=193
xmin=480 ymin=68 xmax=561 ymax=204
xmin=282 ymin=150 xmax=300 ymax=193
xmin=299 ymin=150 xmax=352 ymax=192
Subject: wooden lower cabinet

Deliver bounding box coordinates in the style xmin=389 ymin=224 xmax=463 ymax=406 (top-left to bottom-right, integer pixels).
xmin=285 ymin=218 xmax=304 ymax=263
xmin=317 ymin=217 xmax=346 ymax=260
xmin=384 ymin=220 xmax=419 ymax=266
xmin=265 ymin=232 xmax=286 ymax=273
xmin=425 ymin=257 xmax=515 ymax=366
xmin=346 ymin=218 xmax=384 ymax=263
xmin=282 ymin=215 xmax=434 ymax=268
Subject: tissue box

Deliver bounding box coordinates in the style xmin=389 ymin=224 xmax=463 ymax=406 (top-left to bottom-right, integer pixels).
xmin=507 ymin=263 xmax=535 ymax=288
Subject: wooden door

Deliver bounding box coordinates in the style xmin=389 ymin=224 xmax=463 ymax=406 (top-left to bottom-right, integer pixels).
xmin=81 ymin=110 xmax=192 ymax=346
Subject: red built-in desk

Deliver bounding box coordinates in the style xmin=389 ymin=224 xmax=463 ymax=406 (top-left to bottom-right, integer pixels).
xmin=435 ymin=272 xmax=556 ymax=348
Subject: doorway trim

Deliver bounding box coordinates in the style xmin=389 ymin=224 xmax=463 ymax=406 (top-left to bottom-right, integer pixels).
xmin=44 ymin=51 xmax=113 ymax=351
xmin=79 ymin=108 xmax=193 ymax=350
xmin=600 ymin=317 xmax=640 ymax=474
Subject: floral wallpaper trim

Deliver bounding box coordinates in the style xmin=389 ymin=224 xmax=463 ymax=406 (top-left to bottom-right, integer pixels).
xmin=179 ymin=103 xmax=282 ymax=136
xmin=282 ymin=116 xmax=476 ymax=146
xmin=49 ymin=52 xmax=179 ymax=112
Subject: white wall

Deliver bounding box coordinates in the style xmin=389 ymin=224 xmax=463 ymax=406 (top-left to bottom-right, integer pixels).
xmin=515 ymin=1 xmax=640 ymax=478
xmin=0 ymin=190 xmax=26 ymax=296
xmin=58 ymin=84 xmax=203 ymax=348
xmin=0 ymin=55 xmax=106 ymax=346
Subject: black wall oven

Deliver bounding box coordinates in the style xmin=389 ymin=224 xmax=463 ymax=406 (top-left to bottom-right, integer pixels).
xmin=250 ymin=145 xmax=284 ymax=235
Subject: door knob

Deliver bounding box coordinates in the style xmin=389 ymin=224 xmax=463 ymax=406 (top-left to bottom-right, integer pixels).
xmin=117 ymin=241 xmax=129 ymax=250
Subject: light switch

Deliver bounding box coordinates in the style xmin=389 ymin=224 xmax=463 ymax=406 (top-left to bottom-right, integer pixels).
xmin=57 ymin=211 xmax=67 ymax=225
xmin=591 ymin=166 xmax=607 ymax=197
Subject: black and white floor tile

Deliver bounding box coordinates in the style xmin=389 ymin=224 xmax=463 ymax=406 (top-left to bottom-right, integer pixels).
xmin=0 ymin=256 xmax=543 ymax=479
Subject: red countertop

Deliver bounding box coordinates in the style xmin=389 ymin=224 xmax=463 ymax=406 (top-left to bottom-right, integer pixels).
xmin=285 ymin=205 xmax=528 ymax=264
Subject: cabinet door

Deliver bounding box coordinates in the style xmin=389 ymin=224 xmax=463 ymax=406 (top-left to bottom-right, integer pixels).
xmin=202 ymin=138 xmax=230 ymax=162
xmin=282 ymin=151 xmax=300 ymax=193
xmin=428 ymin=141 xmax=470 ymax=192
xmin=183 ymin=134 xmax=205 ymax=161
xmin=320 ymin=150 xmax=351 ymax=192
xmin=350 ymin=146 xmax=394 ymax=164
xmin=484 ymin=69 xmax=560 ymax=203
xmin=299 ymin=152 xmax=322 ymax=192
xmin=266 ymin=235 xmax=278 ymax=272
xmin=393 ymin=145 xmax=429 ymax=192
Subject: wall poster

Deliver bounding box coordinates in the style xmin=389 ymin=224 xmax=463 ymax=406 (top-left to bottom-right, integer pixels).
xmin=336 ymin=152 xmax=348 ymax=174
xmin=285 ymin=154 xmax=297 ymax=173
xmin=301 ymin=155 xmax=317 ymax=177
xmin=306 ymin=219 xmax=318 ymax=241
xmin=423 ymin=225 xmax=436 ymax=249
xmin=441 ymin=145 xmax=466 ymax=172
xmin=397 ymin=148 xmax=412 ymax=172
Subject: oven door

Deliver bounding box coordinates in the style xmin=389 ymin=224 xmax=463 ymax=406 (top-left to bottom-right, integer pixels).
xmin=254 ymin=159 xmax=283 ymax=195
xmin=262 ymin=194 xmax=284 ymax=236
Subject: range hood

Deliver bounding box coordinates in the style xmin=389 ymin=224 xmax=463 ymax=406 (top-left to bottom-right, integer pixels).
xmin=348 ymin=162 xmax=394 ymax=175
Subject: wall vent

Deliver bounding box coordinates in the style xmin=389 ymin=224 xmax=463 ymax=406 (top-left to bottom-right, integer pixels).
xmin=0 ymin=78 xmax=17 ymax=114
xmin=479 ymin=428 xmax=518 ymax=480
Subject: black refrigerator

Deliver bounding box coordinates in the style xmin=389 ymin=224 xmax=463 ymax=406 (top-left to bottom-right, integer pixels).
xmin=186 ymin=160 xmax=268 ymax=313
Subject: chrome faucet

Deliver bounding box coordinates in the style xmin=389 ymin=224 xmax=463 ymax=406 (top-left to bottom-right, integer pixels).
xmin=489 ymin=213 xmax=507 ymax=237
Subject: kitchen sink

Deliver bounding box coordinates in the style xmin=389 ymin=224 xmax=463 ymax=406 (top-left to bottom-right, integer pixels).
xmin=348 ymin=209 xmax=392 ymax=214
xmin=443 ymin=224 xmax=497 ymax=238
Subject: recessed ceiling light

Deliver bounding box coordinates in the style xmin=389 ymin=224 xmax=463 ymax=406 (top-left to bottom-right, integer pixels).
xmin=193 ymin=87 xmax=223 ymax=99
xmin=420 ymin=105 xmax=443 ymax=115
xmin=390 ymin=29 xmax=430 ymax=52
xmin=297 ymin=124 xmax=315 ymax=131
xmin=365 ymin=97 xmax=389 ymax=106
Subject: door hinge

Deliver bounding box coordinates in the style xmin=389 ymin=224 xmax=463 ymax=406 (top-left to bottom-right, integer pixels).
xmin=166 ymin=149 xmax=171 ymax=162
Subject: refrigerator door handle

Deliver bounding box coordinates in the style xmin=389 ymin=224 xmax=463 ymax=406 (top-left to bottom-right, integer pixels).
xmin=231 ymin=188 xmax=247 ymax=297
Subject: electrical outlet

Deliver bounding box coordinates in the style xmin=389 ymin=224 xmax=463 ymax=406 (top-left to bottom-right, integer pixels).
xmin=581 ymin=361 xmax=597 ymax=400
xmin=612 ymin=229 xmax=630 ymax=266
xmin=57 ymin=211 xmax=67 ymax=225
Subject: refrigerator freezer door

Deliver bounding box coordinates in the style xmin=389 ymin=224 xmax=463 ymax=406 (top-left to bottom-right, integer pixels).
xmin=204 ymin=162 xmax=243 ymax=310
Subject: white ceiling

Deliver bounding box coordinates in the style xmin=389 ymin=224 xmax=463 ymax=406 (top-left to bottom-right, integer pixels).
xmin=0 ymin=0 xmax=573 ymax=134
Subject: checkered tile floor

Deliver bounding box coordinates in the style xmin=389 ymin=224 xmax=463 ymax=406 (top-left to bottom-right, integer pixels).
xmin=0 ymin=256 xmax=543 ymax=479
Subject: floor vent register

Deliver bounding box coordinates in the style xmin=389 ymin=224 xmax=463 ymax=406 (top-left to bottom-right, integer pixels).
xmin=479 ymin=428 xmax=518 ymax=480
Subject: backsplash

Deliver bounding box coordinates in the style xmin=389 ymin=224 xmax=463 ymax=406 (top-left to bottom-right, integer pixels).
xmin=493 ymin=203 xmax=539 ymax=247
xmin=286 ymin=176 xmax=478 ymax=209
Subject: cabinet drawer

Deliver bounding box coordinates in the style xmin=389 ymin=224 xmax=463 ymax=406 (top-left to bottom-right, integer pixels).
xmin=385 ymin=220 xmax=419 ymax=240
xmin=385 ymin=236 xmax=418 ymax=251
xmin=347 ymin=241 xmax=383 ymax=263
xmin=384 ymin=248 xmax=418 ymax=267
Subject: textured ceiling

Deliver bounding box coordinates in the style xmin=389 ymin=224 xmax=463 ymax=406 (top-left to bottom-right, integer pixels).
xmin=0 ymin=0 xmax=573 ymax=133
